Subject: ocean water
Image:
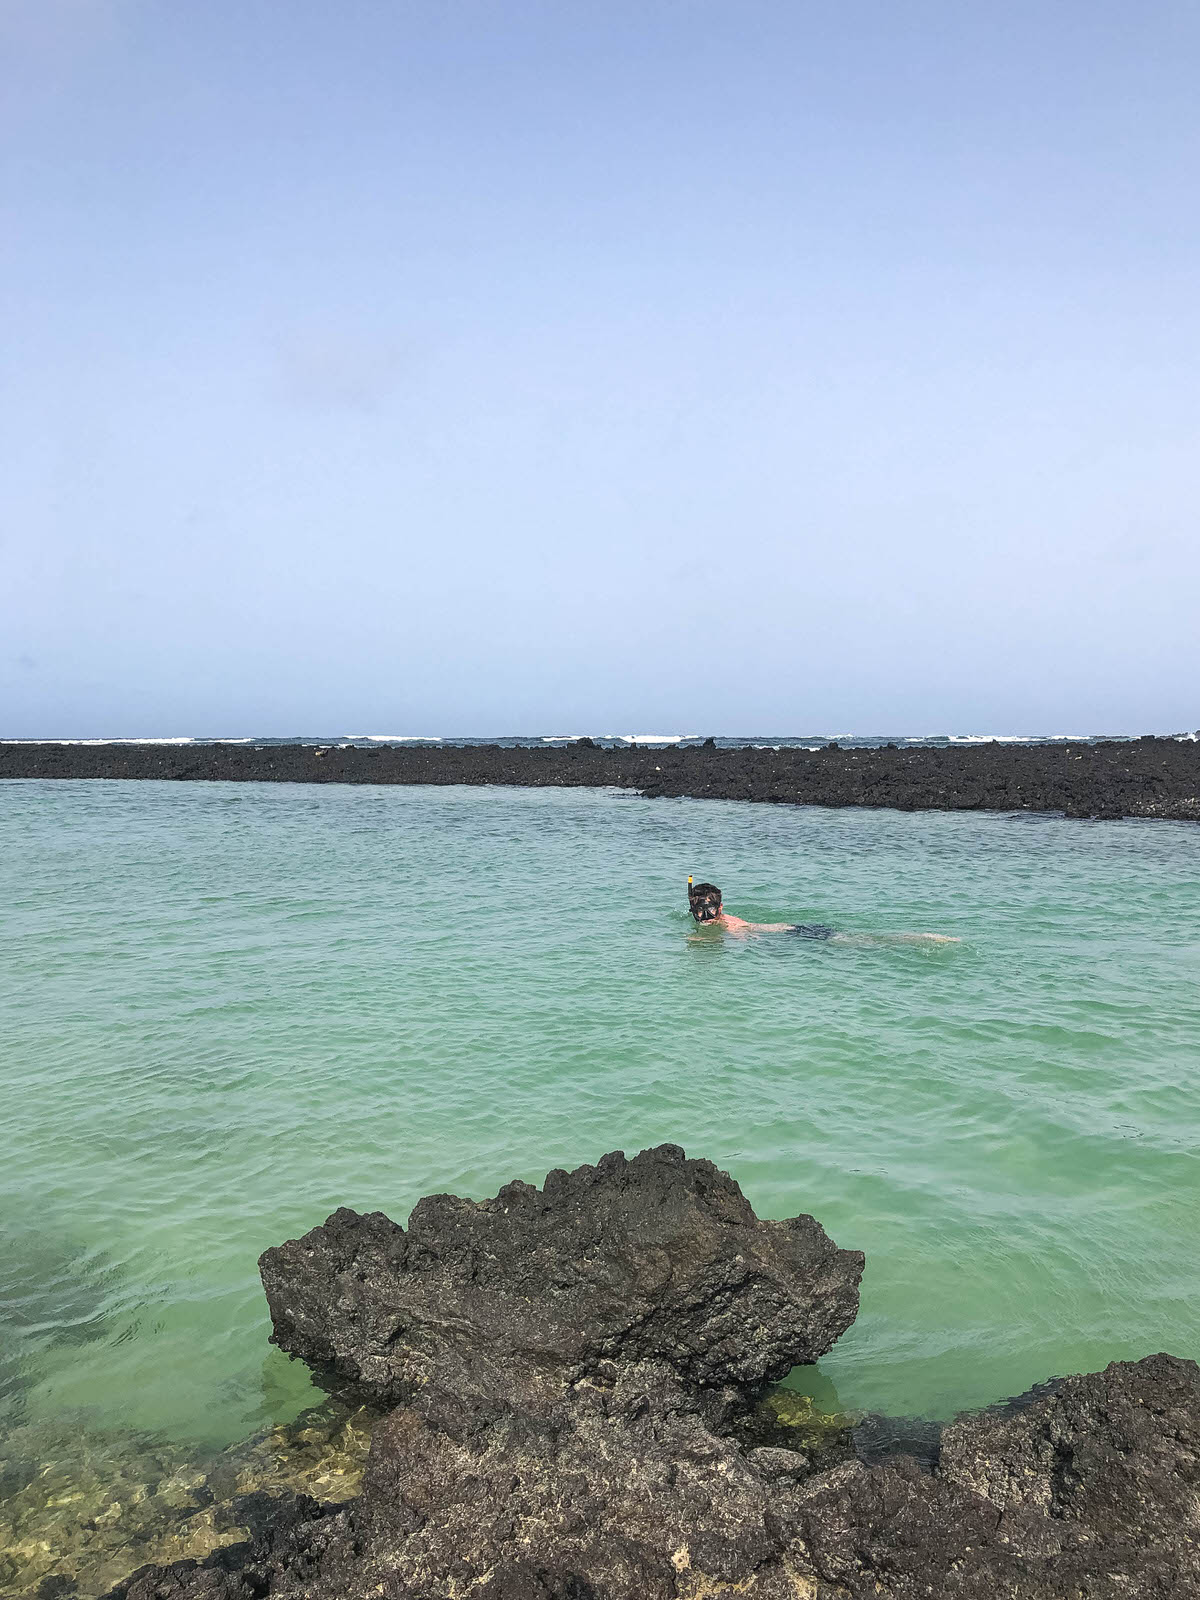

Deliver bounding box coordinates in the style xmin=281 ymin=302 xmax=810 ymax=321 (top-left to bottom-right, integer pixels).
xmin=9 ymin=729 xmax=1199 ymax=748
xmin=2 ymin=779 xmax=1198 ymax=1462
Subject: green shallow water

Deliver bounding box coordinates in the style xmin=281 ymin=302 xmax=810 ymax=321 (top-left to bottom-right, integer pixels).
xmin=2 ymin=779 xmax=1199 ymax=1454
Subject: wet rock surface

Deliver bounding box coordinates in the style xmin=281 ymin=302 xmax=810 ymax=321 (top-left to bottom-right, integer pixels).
xmin=95 ymin=1147 xmax=1200 ymax=1599
xmin=4 ymin=737 xmax=1198 ymax=822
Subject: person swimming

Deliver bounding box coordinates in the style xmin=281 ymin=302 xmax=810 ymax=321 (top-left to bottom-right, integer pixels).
xmin=688 ymin=878 xmax=809 ymax=933
xmin=686 ymin=877 xmax=957 ymax=943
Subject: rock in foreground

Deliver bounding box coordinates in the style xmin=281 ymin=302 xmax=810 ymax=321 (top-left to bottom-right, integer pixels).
xmin=259 ymin=1144 xmax=864 ymax=1417
xmin=104 ymin=1149 xmax=1200 ymax=1600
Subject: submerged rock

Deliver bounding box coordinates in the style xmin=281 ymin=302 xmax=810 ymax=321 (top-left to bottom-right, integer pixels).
xmin=100 ymin=1149 xmax=1200 ymax=1599
xmin=0 ymin=1399 xmax=374 ymax=1599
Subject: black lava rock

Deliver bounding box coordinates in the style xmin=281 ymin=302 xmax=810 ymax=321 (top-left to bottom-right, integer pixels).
xmin=5 ymin=738 xmax=1197 ymax=823
xmin=258 ymin=1144 xmax=863 ymax=1417
xmin=103 ymin=1149 xmax=1200 ymax=1600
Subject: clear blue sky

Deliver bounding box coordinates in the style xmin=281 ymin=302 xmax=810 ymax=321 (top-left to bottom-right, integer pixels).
xmin=3 ymin=1 xmax=1198 ymax=736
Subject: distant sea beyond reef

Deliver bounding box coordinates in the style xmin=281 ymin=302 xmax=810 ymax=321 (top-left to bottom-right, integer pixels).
xmin=3 ymin=730 xmax=1198 ymax=748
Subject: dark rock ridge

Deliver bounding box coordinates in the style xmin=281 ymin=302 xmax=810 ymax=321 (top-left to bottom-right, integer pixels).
xmin=4 ymin=737 xmax=1199 ymax=821
xmin=104 ymin=1148 xmax=1200 ymax=1599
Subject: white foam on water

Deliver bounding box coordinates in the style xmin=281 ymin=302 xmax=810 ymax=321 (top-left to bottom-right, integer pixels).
xmin=345 ymin=735 xmax=443 ymax=742
xmin=618 ymin=733 xmax=699 ymax=744
xmin=7 ymin=736 xmax=199 ymax=745
xmin=542 ymin=735 xmax=587 ymax=743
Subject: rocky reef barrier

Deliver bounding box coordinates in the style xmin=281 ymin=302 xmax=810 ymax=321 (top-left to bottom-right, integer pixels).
xmin=3 ymin=737 xmax=1199 ymax=821
xmin=93 ymin=1145 xmax=1200 ymax=1600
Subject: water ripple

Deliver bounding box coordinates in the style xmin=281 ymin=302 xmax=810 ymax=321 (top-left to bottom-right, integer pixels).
xmin=1 ymin=780 xmax=1198 ymax=1443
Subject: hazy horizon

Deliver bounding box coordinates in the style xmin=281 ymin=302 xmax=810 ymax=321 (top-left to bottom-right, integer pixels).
xmin=3 ymin=2 xmax=1199 ymax=737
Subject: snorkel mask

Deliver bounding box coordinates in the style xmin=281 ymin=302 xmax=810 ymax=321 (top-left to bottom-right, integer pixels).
xmin=688 ymin=876 xmax=722 ymax=923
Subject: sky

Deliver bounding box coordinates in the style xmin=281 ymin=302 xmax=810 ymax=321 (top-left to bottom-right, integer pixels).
xmin=2 ymin=0 xmax=1198 ymax=736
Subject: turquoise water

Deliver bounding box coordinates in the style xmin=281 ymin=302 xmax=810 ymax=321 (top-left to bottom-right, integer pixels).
xmin=2 ymin=779 xmax=1198 ymax=1453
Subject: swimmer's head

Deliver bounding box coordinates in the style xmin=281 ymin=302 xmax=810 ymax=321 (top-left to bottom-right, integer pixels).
xmin=688 ymin=880 xmax=722 ymax=923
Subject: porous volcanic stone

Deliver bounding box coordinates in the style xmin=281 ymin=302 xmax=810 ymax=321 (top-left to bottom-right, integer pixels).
xmin=936 ymin=1351 xmax=1200 ymax=1545
xmin=102 ymin=1147 xmax=1200 ymax=1600
xmin=105 ymin=1354 xmax=1200 ymax=1600
xmin=783 ymin=1353 xmax=1200 ymax=1598
xmin=258 ymin=1144 xmax=864 ymax=1416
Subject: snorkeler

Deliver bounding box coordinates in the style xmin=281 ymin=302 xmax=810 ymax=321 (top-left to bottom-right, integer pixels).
xmin=687 ymin=878 xmax=818 ymax=934
xmin=687 ymin=878 xmax=957 ymax=943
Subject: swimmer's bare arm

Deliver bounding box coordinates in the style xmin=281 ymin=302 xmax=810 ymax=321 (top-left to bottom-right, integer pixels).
xmin=719 ymin=913 xmax=959 ymax=942
xmin=718 ymin=912 xmax=795 ymax=933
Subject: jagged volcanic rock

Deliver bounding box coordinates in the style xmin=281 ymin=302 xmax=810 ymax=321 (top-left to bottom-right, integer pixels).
xmin=783 ymin=1353 xmax=1200 ymax=1597
xmin=106 ymin=1354 xmax=1200 ymax=1599
xmin=258 ymin=1144 xmax=864 ymax=1417
xmin=936 ymin=1351 xmax=1200 ymax=1547
xmin=103 ymin=1147 xmax=1200 ymax=1600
